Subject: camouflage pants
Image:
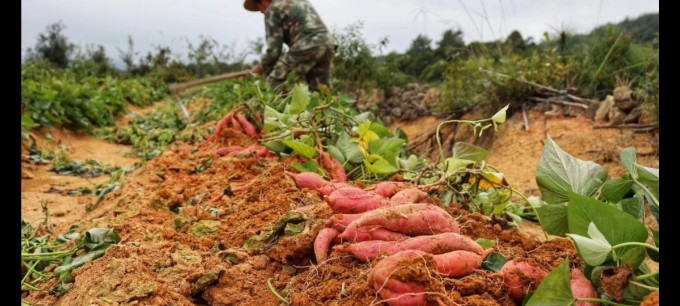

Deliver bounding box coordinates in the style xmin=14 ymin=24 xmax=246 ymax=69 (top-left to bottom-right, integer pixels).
xmin=266 ymin=44 xmax=334 ymax=92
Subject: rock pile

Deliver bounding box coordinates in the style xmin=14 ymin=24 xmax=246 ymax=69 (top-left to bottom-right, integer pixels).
xmin=355 ymin=83 xmax=439 ymax=124
xmin=595 ymin=86 xmax=645 ymax=124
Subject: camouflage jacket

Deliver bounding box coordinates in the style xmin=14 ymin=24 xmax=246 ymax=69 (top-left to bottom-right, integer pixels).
xmin=261 ymin=0 xmax=334 ymax=75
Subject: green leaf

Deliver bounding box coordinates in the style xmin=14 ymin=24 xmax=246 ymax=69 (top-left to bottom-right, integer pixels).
xmin=444 ymin=157 xmax=476 ymax=173
xmin=291 ymin=160 xmax=322 ymax=174
xmin=369 ymin=122 xmax=393 ymax=138
xmin=620 ymin=147 xmax=638 ymax=179
xmin=619 ymin=245 xmax=647 ymax=268
xmin=281 ymin=140 xmax=317 ymax=159
xmin=481 ymin=252 xmax=508 ymax=272
xmin=327 ymin=145 xmax=346 ymax=164
xmin=475 ymin=238 xmax=497 ymax=250
xmin=86 ymin=228 xmax=121 ymax=244
xmin=619 ymin=192 xmax=645 ymax=220
xmin=262 ymin=141 xmax=287 ymax=154
xmin=525 ymin=259 xmax=574 ymax=306
xmin=536 ymin=204 xmax=569 ymax=236
xmin=365 ymin=158 xmax=398 ymax=175
xmin=368 ymin=138 xmax=405 ymax=167
xmin=566 ymin=222 xmax=612 ymax=266
xmin=649 ymin=230 xmax=659 ymax=262
xmin=353 ymin=111 xmax=374 ymax=123
xmin=567 ymin=192 xmax=648 ymax=267
xmin=601 ymin=179 xmax=633 ymax=203
xmin=399 ymin=154 xmax=420 ymax=171
xmin=635 ymin=165 xmax=659 ymax=220
xmin=536 ymin=136 xmax=608 ymax=204
xmin=53 ymin=249 xmax=107 ymax=275
xmin=335 ymin=132 xmax=364 ymax=163
xmin=451 ymin=142 xmax=490 ymax=162
xmin=289 ymin=84 xmax=310 ymax=115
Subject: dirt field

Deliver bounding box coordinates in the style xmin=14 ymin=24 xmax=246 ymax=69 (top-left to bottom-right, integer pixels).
xmin=20 ymin=105 xmax=659 ymax=305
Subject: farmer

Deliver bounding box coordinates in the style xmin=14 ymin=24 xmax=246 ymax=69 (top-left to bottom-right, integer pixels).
xmin=244 ymin=0 xmax=335 ymax=92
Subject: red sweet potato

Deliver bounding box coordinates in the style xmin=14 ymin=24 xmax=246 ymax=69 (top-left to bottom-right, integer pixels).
xmin=374 ymin=182 xmax=410 ymax=198
xmin=325 ymin=186 xmax=387 ymax=214
xmin=314 ymin=228 xmax=339 ymax=263
xmin=335 ymin=225 xmax=409 ymax=243
xmin=347 ymin=203 xmax=460 ymax=236
xmin=498 ymin=260 xmax=549 ymax=302
xmin=326 ymin=213 xmax=364 ymax=232
xmin=316 ymin=182 xmax=351 ymax=196
xmin=318 ymin=150 xmax=347 ymax=182
xmin=213 ymin=111 xmax=234 ymax=137
xmin=571 ymin=268 xmax=599 ymax=306
xmin=333 ymin=232 xmax=483 ymax=262
xmin=216 ymin=145 xmax=245 ymax=156
xmin=368 ymin=250 xmax=427 ymax=306
xmin=235 ymin=113 xmax=257 ymax=137
xmin=433 ymin=248 xmax=494 ymax=278
xmin=287 ymin=171 xmax=328 ymax=190
xmin=388 ymin=188 xmax=429 ymax=206
xmin=255 ymin=147 xmax=276 ymax=158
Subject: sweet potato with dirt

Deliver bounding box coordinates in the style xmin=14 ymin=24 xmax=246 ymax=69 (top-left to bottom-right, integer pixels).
xmin=326 ymin=213 xmax=364 ymax=231
xmin=571 ymin=268 xmax=599 ymax=306
xmin=325 ymin=186 xmax=387 ymax=214
xmin=368 ymin=250 xmax=428 ymax=306
xmin=235 ymin=113 xmax=257 ymax=137
xmin=346 ymin=203 xmax=460 ymax=236
xmin=433 ymin=248 xmax=494 ymax=278
xmin=335 ymin=225 xmax=408 ymax=243
xmin=318 ymin=150 xmax=347 ymax=182
xmin=317 ymin=182 xmax=351 ymax=196
xmin=333 ymin=232 xmax=483 ymax=262
xmin=314 ymin=228 xmax=339 ymax=263
xmin=213 ymin=111 xmax=235 ymax=137
xmin=287 ymin=171 xmax=328 ymax=190
xmin=388 ymin=188 xmax=429 ymax=206
xmin=497 ymin=260 xmax=549 ymax=302
xmin=374 ymin=182 xmax=410 ymax=198
xmin=216 ymin=145 xmax=245 ymax=156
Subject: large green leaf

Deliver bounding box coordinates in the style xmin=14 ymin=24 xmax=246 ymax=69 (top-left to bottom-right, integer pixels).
xmin=620 ymin=147 xmax=638 ymax=179
xmin=327 ymin=145 xmax=346 ymax=164
xmin=335 ymin=132 xmax=364 ymax=163
xmin=525 ymin=260 xmax=574 ymax=306
xmin=536 ymin=136 xmax=608 ymax=204
xmin=536 ymin=204 xmax=569 ymax=236
xmin=364 ymin=158 xmax=398 ymax=175
xmin=368 ymin=138 xmax=405 ymax=167
xmin=567 ymin=222 xmax=612 ymax=266
xmin=567 ymin=192 xmax=648 ymax=268
xmin=601 ymin=178 xmax=633 ymax=203
xmin=451 ymin=142 xmax=489 ymax=162
xmin=289 ymin=84 xmax=310 ymax=115
xmin=619 ymin=192 xmax=645 ymax=220
xmin=281 ymin=140 xmax=317 ymax=159
xmin=369 ymin=122 xmax=393 ymax=138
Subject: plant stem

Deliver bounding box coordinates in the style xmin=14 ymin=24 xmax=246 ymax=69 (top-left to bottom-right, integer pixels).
xmin=634 ymin=271 xmax=659 ymax=281
xmin=633 ymin=180 xmax=659 ymax=207
xmin=629 ymin=280 xmax=659 ymax=291
xmin=510 ymin=187 xmax=548 ymax=240
xmin=267 ymin=278 xmax=289 ymax=305
xmin=612 ymin=242 xmax=658 ymax=252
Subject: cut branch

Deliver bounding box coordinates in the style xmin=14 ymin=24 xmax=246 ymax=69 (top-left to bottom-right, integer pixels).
xmin=529 ymin=97 xmax=590 ymax=109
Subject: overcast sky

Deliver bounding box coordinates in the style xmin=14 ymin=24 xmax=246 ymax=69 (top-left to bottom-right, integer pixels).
xmin=21 ymin=0 xmax=658 ymax=65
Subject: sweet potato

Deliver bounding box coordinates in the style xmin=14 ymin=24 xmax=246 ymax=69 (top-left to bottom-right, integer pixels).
xmin=325 ymin=186 xmax=387 ymax=214
xmin=316 ymin=182 xmax=351 ymax=196
xmin=287 ymin=171 xmax=328 ymax=190
xmin=213 ymin=111 xmax=234 ymax=137
xmin=236 ymin=113 xmax=257 ymax=137
xmin=216 ymin=145 xmax=245 ymax=156
xmin=571 ymin=268 xmax=599 ymax=306
xmin=314 ymin=228 xmax=339 ymax=263
xmin=498 ymin=260 xmax=549 ymax=302
xmin=326 ymin=213 xmax=364 ymax=232
xmin=374 ymin=182 xmax=410 ymax=198
xmin=388 ymin=188 xmax=429 ymax=206
xmin=333 ymin=232 xmax=483 ymax=262
xmin=433 ymin=248 xmax=494 ymax=278
xmin=347 ymin=203 xmax=460 ymax=236
xmin=318 ymin=150 xmax=347 ymax=182
xmin=368 ymin=250 xmax=427 ymax=306
xmin=336 ymin=225 xmax=409 ymax=243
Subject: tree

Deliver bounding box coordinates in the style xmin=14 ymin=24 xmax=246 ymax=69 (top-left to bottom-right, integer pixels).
xmin=117 ymin=35 xmax=138 ymax=73
xmin=404 ymin=34 xmax=435 ymax=79
xmin=435 ymin=29 xmax=465 ymax=60
xmin=30 ymin=21 xmax=76 ymax=68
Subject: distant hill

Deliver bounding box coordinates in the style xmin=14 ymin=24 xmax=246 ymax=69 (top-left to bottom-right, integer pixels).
xmin=590 ymin=12 xmax=658 ymax=44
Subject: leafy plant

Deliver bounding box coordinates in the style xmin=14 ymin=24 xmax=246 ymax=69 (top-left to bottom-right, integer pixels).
xmin=532 ymin=137 xmax=659 ymax=304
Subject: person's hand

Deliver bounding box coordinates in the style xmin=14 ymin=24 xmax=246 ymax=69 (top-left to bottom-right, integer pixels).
xmin=251 ymin=65 xmax=263 ymax=75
